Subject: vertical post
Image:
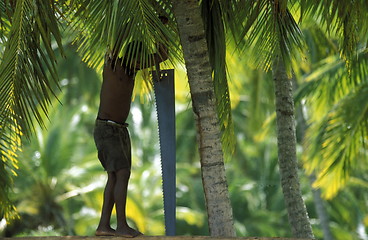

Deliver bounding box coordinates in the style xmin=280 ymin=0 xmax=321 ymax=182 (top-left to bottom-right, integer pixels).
xmin=153 ymin=69 xmax=176 ymax=236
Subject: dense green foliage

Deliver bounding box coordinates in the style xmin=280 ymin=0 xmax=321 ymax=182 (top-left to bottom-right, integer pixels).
xmin=1 ymin=38 xmax=367 ymax=238
xmin=1 ymin=0 xmax=368 ymax=239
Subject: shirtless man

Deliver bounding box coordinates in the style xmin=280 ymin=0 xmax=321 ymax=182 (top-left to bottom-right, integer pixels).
xmin=93 ymin=17 xmax=168 ymax=238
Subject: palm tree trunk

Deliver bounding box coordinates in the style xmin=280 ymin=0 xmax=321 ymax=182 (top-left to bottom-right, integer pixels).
xmin=272 ymin=56 xmax=314 ymax=239
xmin=172 ymin=0 xmax=235 ymax=237
xmin=309 ymin=174 xmax=334 ymax=240
xmin=294 ymin=79 xmax=334 ymax=240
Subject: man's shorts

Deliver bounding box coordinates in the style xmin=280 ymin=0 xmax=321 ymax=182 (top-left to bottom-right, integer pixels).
xmin=93 ymin=119 xmax=131 ymax=172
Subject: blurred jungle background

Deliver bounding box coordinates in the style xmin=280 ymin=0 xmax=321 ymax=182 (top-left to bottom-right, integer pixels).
xmin=1 ymin=1 xmax=368 ymax=240
xmin=2 ymin=41 xmax=368 ymax=240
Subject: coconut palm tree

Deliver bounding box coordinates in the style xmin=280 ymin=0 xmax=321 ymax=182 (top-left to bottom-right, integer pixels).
xmin=272 ymin=56 xmax=314 ymax=238
xmin=290 ymin=13 xmax=367 ymax=237
xmin=227 ymin=0 xmax=368 ymax=237
xmin=228 ymin=1 xmax=313 ymax=237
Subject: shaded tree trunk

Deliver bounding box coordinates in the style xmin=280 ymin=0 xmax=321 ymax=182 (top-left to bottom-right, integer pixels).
xmin=172 ymin=0 xmax=235 ymax=237
xmin=272 ymin=56 xmax=314 ymax=239
xmin=309 ymin=174 xmax=334 ymax=240
xmin=294 ymin=79 xmax=334 ymax=240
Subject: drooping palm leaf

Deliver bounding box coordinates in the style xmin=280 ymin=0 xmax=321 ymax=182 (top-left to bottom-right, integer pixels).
xmin=295 ymin=48 xmax=368 ymax=119
xmin=67 ymin=0 xmax=179 ymax=73
xmin=299 ymin=25 xmax=339 ymax=64
xmin=304 ymin=82 xmax=368 ymax=199
xmin=0 ymin=0 xmax=63 ymax=219
xmin=201 ymin=0 xmax=235 ymax=155
xmin=300 ymin=0 xmax=368 ymax=63
xmin=0 ymin=1 xmax=11 ymax=45
xmin=235 ymin=0 xmax=305 ymax=73
xmin=0 ymin=117 xmax=21 ymax=220
xmin=0 ymin=0 xmax=63 ymax=135
xmin=298 ymin=48 xmax=368 ymax=199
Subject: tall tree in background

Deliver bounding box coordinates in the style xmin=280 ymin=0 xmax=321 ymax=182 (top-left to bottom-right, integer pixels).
xmin=228 ymin=0 xmax=368 ymax=237
xmin=273 ymin=57 xmax=314 ymax=238
xmin=230 ymin=1 xmax=314 ymax=237
xmin=271 ymin=5 xmax=314 ymax=238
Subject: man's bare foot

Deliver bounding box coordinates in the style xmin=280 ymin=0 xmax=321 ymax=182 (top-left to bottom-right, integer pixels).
xmin=115 ymin=226 xmax=143 ymax=238
xmin=95 ymin=227 xmax=116 ymax=236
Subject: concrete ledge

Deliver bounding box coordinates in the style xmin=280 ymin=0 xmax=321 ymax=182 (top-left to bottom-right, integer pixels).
xmin=1 ymin=236 xmax=314 ymax=240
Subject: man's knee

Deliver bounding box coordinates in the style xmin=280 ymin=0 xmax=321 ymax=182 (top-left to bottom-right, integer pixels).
xmin=116 ymin=168 xmax=131 ymax=180
xmin=107 ymin=172 xmax=116 ymax=184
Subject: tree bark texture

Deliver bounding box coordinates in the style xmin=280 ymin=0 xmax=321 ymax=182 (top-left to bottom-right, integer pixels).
xmin=272 ymin=57 xmax=314 ymax=239
xmin=172 ymin=0 xmax=235 ymax=237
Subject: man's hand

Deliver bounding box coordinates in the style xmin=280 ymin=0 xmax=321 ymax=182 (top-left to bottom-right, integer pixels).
xmin=156 ymin=16 xmax=169 ymax=63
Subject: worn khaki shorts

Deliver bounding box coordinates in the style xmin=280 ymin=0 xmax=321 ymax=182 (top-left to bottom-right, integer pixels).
xmin=93 ymin=119 xmax=131 ymax=172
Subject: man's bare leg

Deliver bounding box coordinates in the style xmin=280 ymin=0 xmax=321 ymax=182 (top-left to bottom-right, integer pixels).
xmin=114 ymin=168 xmax=142 ymax=237
xmin=96 ymin=172 xmax=116 ymax=236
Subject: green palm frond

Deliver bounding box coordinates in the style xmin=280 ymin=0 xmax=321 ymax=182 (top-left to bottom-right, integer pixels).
xmin=0 ymin=0 xmax=63 ymax=135
xmin=0 ymin=1 xmax=11 ymax=44
xmin=300 ymin=0 xmax=368 ymax=62
xmin=295 ymin=48 xmax=368 ymax=118
xmin=0 ymin=0 xmax=63 ymax=220
xmin=68 ymin=0 xmax=179 ymax=72
xmin=235 ymin=0 xmax=305 ymax=73
xmin=290 ymin=16 xmax=368 ymax=200
xmin=201 ymin=0 xmax=235 ymax=155
xmin=218 ymin=0 xmax=245 ymax=43
xmin=297 ymin=46 xmax=368 ymax=199
xmin=0 ymin=117 xmax=21 ymax=220
xmin=304 ymin=82 xmax=368 ymax=199
xmin=301 ymin=25 xmax=339 ymax=64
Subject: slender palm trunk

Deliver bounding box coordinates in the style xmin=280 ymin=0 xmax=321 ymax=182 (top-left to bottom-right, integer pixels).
xmin=309 ymin=174 xmax=334 ymax=240
xmin=272 ymin=56 xmax=314 ymax=238
xmin=294 ymin=80 xmax=333 ymax=240
xmin=172 ymin=0 xmax=235 ymax=236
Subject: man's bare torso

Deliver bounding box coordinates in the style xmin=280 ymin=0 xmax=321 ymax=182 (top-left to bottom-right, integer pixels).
xmin=97 ymin=34 xmax=168 ymax=124
xmin=97 ymin=60 xmax=134 ymax=124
